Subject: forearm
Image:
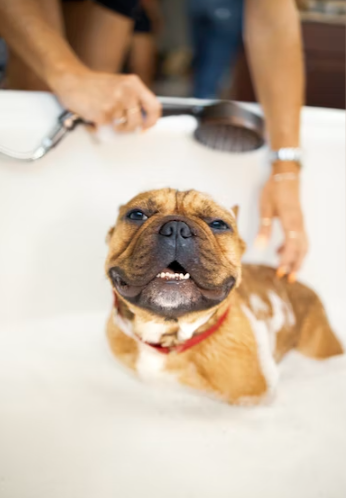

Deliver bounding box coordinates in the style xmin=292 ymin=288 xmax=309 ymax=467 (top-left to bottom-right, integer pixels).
xmin=244 ymin=0 xmax=304 ymax=154
xmin=0 ymin=0 xmax=86 ymax=89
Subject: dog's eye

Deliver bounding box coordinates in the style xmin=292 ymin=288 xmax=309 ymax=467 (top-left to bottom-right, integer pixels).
xmin=127 ymin=210 xmax=148 ymax=221
xmin=209 ymin=219 xmax=230 ymax=231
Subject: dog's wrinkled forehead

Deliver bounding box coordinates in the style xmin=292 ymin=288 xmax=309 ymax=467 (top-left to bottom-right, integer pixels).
xmin=116 ymin=188 xmax=237 ymax=226
xmin=106 ymin=189 xmax=243 ymax=263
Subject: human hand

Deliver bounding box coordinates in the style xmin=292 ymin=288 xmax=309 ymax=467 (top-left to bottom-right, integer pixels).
xmin=255 ymin=164 xmax=308 ymax=282
xmin=50 ymin=68 xmax=161 ymax=132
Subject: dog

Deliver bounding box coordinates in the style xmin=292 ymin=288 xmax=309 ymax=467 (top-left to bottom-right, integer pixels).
xmin=105 ymin=189 xmax=343 ymax=405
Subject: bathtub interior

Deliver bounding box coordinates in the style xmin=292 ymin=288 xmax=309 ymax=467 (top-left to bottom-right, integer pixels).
xmin=0 ymin=92 xmax=345 ymax=498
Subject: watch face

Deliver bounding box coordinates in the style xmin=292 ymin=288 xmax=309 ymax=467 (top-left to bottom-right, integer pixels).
xmin=270 ymin=148 xmax=302 ymax=164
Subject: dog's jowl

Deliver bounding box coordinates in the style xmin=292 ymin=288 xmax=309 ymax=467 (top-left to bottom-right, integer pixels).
xmin=105 ymin=189 xmax=343 ymax=405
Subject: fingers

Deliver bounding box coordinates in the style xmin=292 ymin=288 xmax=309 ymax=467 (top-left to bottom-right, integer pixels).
xmin=112 ymin=80 xmax=143 ymax=132
xmin=277 ymin=238 xmax=299 ymax=280
xmin=56 ymin=71 xmax=160 ymax=132
xmin=134 ymin=77 xmax=161 ymax=129
xmin=256 ymin=217 xmax=273 ymax=248
xmin=277 ymin=229 xmax=309 ymax=282
xmin=291 ymin=234 xmax=309 ymax=274
xmin=255 ymin=185 xmax=274 ymax=249
xmin=112 ymin=75 xmax=160 ymax=132
xmin=255 ymin=173 xmax=309 ymax=283
xmin=268 ymin=175 xmax=308 ymax=281
xmin=125 ymin=105 xmax=144 ymax=132
xmin=114 ymin=104 xmax=143 ymax=133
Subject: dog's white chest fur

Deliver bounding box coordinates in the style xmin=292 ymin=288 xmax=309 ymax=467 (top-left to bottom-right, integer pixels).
xmin=133 ymin=313 xmax=213 ymax=384
xmin=136 ymin=344 xmax=176 ymax=384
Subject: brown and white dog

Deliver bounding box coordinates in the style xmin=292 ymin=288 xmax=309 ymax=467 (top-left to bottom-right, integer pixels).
xmin=105 ymin=189 xmax=343 ymax=405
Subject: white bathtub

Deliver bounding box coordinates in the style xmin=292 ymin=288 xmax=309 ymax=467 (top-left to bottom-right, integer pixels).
xmin=0 ymin=91 xmax=345 ymax=498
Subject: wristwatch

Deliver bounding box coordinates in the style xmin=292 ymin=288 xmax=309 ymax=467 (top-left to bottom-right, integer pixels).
xmin=269 ymin=147 xmax=303 ymax=166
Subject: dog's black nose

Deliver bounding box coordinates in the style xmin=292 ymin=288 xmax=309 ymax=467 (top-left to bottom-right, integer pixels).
xmin=159 ymin=220 xmax=193 ymax=239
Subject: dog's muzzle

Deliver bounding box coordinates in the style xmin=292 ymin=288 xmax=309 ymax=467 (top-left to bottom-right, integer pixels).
xmin=158 ymin=219 xmax=195 ymax=252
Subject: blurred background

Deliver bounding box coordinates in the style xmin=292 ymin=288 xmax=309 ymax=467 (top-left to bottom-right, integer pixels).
xmin=0 ymin=0 xmax=345 ymax=109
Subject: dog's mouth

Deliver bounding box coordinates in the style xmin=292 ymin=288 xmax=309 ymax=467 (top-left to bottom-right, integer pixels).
xmin=109 ymin=260 xmax=194 ymax=297
xmin=156 ymin=260 xmax=191 ymax=282
xmin=109 ymin=259 xmax=235 ymax=317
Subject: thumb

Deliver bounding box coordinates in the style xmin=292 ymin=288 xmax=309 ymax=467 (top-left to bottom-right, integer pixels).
xmin=255 ymin=192 xmax=274 ymax=249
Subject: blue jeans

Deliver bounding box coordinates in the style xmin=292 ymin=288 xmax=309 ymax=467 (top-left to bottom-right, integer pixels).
xmin=188 ymin=0 xmax=244 ymax=99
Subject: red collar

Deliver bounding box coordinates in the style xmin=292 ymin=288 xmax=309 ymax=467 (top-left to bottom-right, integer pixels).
xmin=146 ymin=308 xmax=229 ymax=354
xmin=113 ymin=292 xmax=229 ymax=355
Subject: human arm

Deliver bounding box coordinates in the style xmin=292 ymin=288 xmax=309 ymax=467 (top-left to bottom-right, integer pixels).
xmin=244 ymin=0 xmax=307 ymax=280
xmin=0 ymin=0 xmax=161 ymax=130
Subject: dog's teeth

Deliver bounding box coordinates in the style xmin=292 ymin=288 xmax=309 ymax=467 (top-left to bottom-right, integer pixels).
xmin=157 ymin=271 xmax=190 ymax=281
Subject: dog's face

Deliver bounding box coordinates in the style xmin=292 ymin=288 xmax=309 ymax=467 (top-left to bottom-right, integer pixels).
xmin=106 ymin=189 xmax=246 ymax=318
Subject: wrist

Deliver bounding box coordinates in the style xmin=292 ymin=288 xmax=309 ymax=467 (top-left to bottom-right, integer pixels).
xmin=271 ymin=160 xmax=300 ymax=174
xmin=46 ymin=58 xmax=90 ymax=95
xmin=269 ymin=147 xmax=302 ymax=174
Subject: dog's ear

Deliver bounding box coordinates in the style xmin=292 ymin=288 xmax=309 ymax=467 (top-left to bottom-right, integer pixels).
xmin=239 ymin=237 xmax=247 ymax=255
xmin=230 ymin=205 xmax=246 ymax=255
xmin=230 ymin=205 xmax=239 ymax=220
xmin=106 ymin=226 xmax=115 ymax=245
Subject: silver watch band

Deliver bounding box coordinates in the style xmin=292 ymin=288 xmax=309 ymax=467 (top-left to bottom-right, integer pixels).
xmin=269 ymin=147 xmax=303 ymax=165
